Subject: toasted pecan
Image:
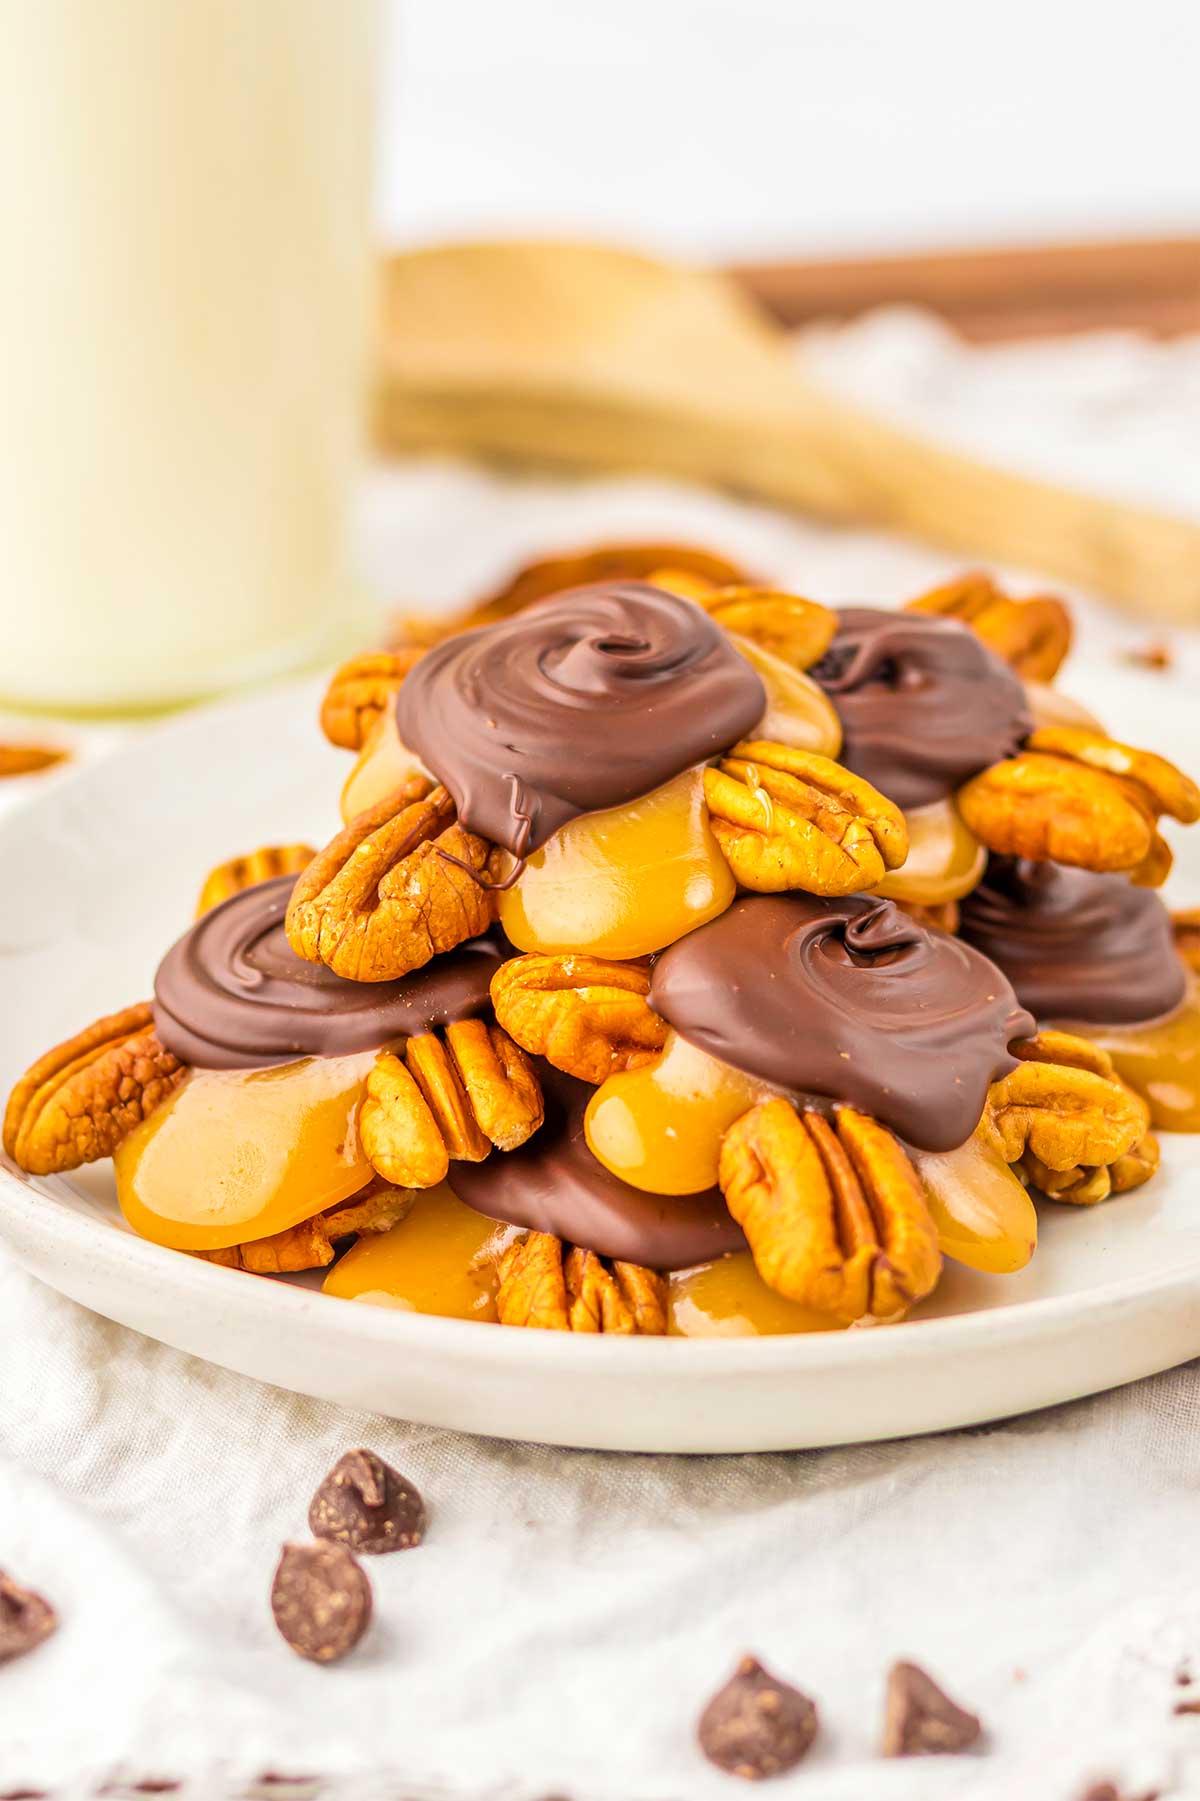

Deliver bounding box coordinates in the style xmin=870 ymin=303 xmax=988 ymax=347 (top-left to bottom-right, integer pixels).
xmin=286 ymin=780 xmax=495 ymax=981
xmin=358 ymin=1023 xmax=543 ymax=1189
xmin=196 ymin=843 xmax=315 ymax=916
xmin=718 ymin=1099 xmax=941 ymax=1323
xmin=1173 ymin=909 xmax=1200 ymax=975
xmin=693 ymin=586 xmax=837 ymax=672
xmin=907 ymin=571 xmax=1072 ymax=682
xmin=4 ymin=1004 xmax=185 ymax=1175
xmin=490 ymin=953 xmax=667 ymax=1084
xmin=704 ymin=742 xmax=908 ymax=896
xmin=319 ymin=649 xmax=426 ymax=751
xmin=198 ymin=1178 xmax=413 ymax=1274
xmin=958 ymin=726 xmax=1200 ymax=886
xmin=0 ymin=744 xmax=69 ymax=778
xmin=390 ymin=542 xmax=752 ymax=647
xmin=986 ymin=1032 xmax=1149 ymax=1175
xmin=495 ymin=1231 xmax=668 ymax=1334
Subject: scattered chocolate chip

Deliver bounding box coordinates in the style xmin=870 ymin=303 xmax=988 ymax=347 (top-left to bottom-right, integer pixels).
xmin=0 ymin=1570 xmax=57 ymax=1666
xmin=1077 ymin=1786 xmax=1160 ymax=1801
xmin=881 ymin=1660 xmax=982 ymax=1757
xmin=308 ymin=1448 xmax=426 ymax=1555
xmin=270 ymin=1542 xmax=372 ymax=1664
xmin=1124 ymin=642 xmax=1173 ymax=672
xmin=1174 ymin=1696 xmax=1200 ymax=1715
xmin=697 ymin=1654 xmax=818 ymax=1780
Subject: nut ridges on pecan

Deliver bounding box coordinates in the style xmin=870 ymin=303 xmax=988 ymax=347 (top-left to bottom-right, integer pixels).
xmin=197 ymin=1176 xmax=414 ymax=1273
xmin=490 ymin=953 xmax=667 ymax=1084
xmin=359 ymin=1021 xmax=544 ymax=1189
xmin=907 ymin=570 xmax=1073 ymax=682
xmin=718 ymin=1099 xmax=942 ymax=1323
xmin=692 ymin=585 xmax=838 ymax=672
xmin=285 ymin=779 xmax=496 ymax=981
xmin=495 ymin=1231 xmax=668 ymax=1333
xmin=703 ymin=741 xmax=908 ymax=896
xmin=196 ymin=843 xmax=315 ymax=917
xmin=319 ymin=648 xmax=426 ymax=751
xmin=958 ymin=726 xmax=1200 ymax=887
xmin=986 ymin=1031 xmax=1150 ymax=1176
xmin=4 ymin=1003 xmax=186 ymax=1176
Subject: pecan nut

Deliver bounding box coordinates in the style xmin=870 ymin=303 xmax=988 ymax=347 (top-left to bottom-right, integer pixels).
xmin=958 ymin=726 xmax=1200 ymax=886
xmin=0 ymin=744 xmax=69 ymax=779
xmin=3 ymin=1004 xmax=186 ymax=1176
xmin=495 ymin=1231 xmax=668 ymax=1333
xmin=196 ymin=843 xmax=315 ymax=916
xmin=906 ymin=571 xmax=1072 ymax=681
xmin=319 ymin=649 xmax=425 ymax=751
xmin=694 ymin=586 xmax=837 ymax=672
xmin=490 ymin=953 xmax=667 ymax=1084
xmin=286 ymin=781 xmax=496 ymax=981
xmin=985 ymin=1031 xmax=1150 ymax=1175
xmin=718 ymin=1099 xmax=942 ymax=1323
xmin=199 ymin=1177 xmax=413 ymax=1274
xmin=359 ymin=1021 xmax=543 ymax=1188
xmin=390 ymin=542 xmax=752 ymax=647
xmin=704 ymin=742 xmax=908 ymax=896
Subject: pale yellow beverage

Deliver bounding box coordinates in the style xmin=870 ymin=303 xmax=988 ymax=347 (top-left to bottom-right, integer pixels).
xmin=0 ymin=0 xmax=378 ymax=708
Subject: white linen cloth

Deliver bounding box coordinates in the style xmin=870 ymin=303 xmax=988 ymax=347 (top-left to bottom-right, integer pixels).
xmin=3 ymin=314 xmax=1200 ymax=1801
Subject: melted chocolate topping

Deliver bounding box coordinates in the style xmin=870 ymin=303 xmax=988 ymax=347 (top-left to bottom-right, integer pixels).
xmin=394 ymin=583 xmax=766 ymax=855
xmin=959 ymin=858 xmax=1186 ymax=1025
xmin=154 ymin=877 xmax=504 ymax=1069
xmin=650 ymin=893 xmax=1033 ymax=1152
xmin=809 ymin=607 xmax=1032 ymax=809
xmin=451 ymin=1064 xmax=746 ymax=1271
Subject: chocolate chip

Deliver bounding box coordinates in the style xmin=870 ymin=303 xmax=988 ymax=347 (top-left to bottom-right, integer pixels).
xmin=882 ymin=1660 xmax=982 ymax=1756
xmin=308 ymin=1448 xmax=426 ymax=1556
xmin=0 ymin=1570 xmax=57 ymax=1666
xmin=697 ymin=1654 xmax=818 ymax=1780
xmin=270 ymin=1542 xmax=372 ymax=1664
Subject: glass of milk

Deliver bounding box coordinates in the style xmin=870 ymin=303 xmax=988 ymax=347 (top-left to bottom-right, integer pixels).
xmin=0 ymin=0 xmax=379 ymax=710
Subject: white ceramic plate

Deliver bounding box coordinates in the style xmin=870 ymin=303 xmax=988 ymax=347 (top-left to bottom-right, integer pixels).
xmin=2 ymin=675 xmax=1200 ymax=1454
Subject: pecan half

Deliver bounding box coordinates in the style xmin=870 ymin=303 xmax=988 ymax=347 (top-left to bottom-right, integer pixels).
xmin=704 ymin=742 xmax=908 ymax=896
xmin=907 ymin=571 xmax=1072 ymax=681
xmin=694 ymin=586 xmax=837 ymax=672
xmin=4 ymin=1004 xmax=186 ymax=1176
xmin=1173 ymin=908 xmax=1200 ymax=975
xmin=1017 ymin=1125 xmax=1160 ymax=1206
xmin=0 ymin=744 xmax=69 ymax=778
xmin=286 ymin=781 xmax=496 ymax=981
xmin=986 ymin=1031 xmax=1150 ymax=1175
xmin=359 ymin=1022 xmax=543 ymax=1188
xmin=196 ymin=843 xmax=315 ymax=916
xmin=490 ymin=953 xmax=666 ymax=1084
xmin=390 ymin=542 xmax=752 ymax=647
xmin=958 ymin=726 xmax=1200 ymax=885
xmin=319 ymin=649 xmax=426 ymax=751
xmin=495 ymin=1231 xmax=668 ymax=1333
xmin=719 ymin=1099 xmax=942 ymax=1323
xmin=198 ymin=1177 xmax=413 ymax=1274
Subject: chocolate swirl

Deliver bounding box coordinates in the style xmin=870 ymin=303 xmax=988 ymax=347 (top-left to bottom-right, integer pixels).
xmin=650 ymin=894 xmax=1033 ymax=1151
xmin=809 ymin=607 xmax=1031 ymax=809
xmin=394 ymin=583 xmax=766 ymax=855
xmin=959 ymin=858 xmax=1186 ymax=1026
xmin=154 ymin=877 xmax=505 ymax=1069
xmin=451 ymin=1064 xmax=745 ymax=1271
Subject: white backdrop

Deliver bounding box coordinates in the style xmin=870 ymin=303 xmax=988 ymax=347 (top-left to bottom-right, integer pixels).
xmin=376 ymin=0 xmax=1200 ymax=258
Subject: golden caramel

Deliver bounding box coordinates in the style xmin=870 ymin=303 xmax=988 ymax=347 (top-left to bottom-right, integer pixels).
xmin=339 ymin=706 xmax=428 ymax=824
xmin=726 ymin=633 xmax=842 ymax=756
xmin=873 ymin=798 xmax=987 ymax=909
xmin=322 ymin=1183 xmax=518 ymax=1319
xmin=1074 ymin=987 xmax=1200 ymax=1133
xmin=114 ymin=1051 xmax=377 ymax=1252
xmin=584 ymin=1030 xmax=770 ymax=1195
xmin=911 ymin=1126 xmax=1038 ymax=1274
xmin=498 ymin=767 xmax=736 ymax=960
xmin=669 ymin=1252 xmax=841 ymax=1336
